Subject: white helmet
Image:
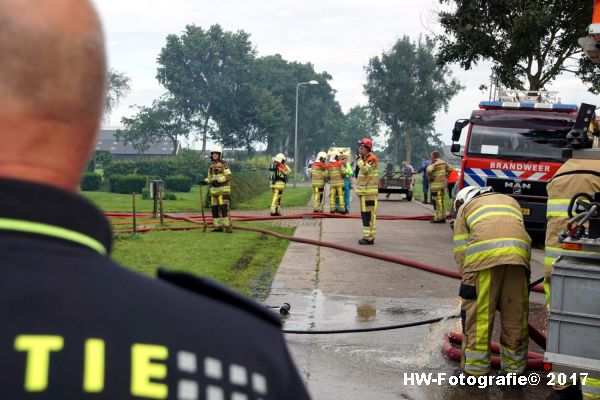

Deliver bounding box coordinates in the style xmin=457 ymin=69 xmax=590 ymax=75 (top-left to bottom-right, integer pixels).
xmin=274 ymin=153 xmax=285 ymax=163
xmin=317 ymin=151 xmax=328 ymax=162
xmin=454 ymin=186 xmax=493 ymax=211
xmin=210 ymin=145 xmax=223 ymax=154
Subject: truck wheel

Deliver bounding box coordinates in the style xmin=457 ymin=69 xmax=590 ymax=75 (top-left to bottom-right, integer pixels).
xmin=406 ymin=191 xmax=413 ymax=201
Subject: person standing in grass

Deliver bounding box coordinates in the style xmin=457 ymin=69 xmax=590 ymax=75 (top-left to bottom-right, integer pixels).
xmin=0 ymin=1 xmax=310 ymax=397
xmin=269 ymin=153 xmax=291 ymax=216
xmin=201 ymin=145 xmax=232 ymax=233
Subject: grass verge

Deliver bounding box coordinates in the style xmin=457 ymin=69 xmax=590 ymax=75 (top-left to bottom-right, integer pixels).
xmin=111 ymin=222 xmax=293 ymax=300
xmin=236 ymin=185 xmax=312 ymax=210
xmin=83 ymin=184 xmax=312 ymax=213
xmin=82 ymin=186 xmax=204 ymax=213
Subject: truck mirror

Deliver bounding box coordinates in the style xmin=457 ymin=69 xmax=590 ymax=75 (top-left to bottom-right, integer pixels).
xmin=452 ymin=119 xmax=469 ymax=142
xmin=451 ymin=143 xmax=461 ymax=154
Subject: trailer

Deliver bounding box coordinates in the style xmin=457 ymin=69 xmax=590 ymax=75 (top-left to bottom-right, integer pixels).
xmin=378 ymin=171 xmax=413 ymax=201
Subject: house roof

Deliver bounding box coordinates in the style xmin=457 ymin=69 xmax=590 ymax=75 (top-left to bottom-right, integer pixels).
xmin=96 ymin=129 xmax=180 ymax=155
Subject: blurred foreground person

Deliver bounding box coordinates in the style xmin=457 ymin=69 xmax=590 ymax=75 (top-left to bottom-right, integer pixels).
xmin=0 ymin=1 xmax=309 ymax=398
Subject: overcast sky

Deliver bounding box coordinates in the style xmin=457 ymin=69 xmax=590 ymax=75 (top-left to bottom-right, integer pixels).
xmin=93 ymin=0 xmax=599 ymax=149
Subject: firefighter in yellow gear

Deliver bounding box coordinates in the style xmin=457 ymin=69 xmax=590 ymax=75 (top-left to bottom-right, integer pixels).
xmin=545 ymin=147 xmax=600 ymax=400
xmin=453 ymin=186 xmax=531 ymax=377
xmin=426 ymin=150 xmax=453 ymax=223
xmin=355 ymin=138 xmax=379 ymax=245
xmin=202 ymin=145 xmax=233 ymax=233
xmin=270 ymin=153 xmax=291 ymax=216
xmin=309 ymin=151 xmax=328 ymax=212
xmin=326 ymin=151 xmax=347 ymax=214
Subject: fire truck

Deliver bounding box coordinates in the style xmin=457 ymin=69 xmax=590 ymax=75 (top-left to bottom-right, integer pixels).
xmin=450 ymin=90 xmax=578 ymax=235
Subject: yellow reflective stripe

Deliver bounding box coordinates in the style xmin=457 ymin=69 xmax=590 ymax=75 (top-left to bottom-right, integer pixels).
xmin=547 ymin=199 xmax=571 ymax=205
xmin=583 ymin=377 xmax=600 ymax=398
xmin=545 ymin=246 xmax=600 ymax=261
xmin=453 ymin=234 xmax=470 ymax=253
xmin=464 ymin=348 xmax=490 ymax=375
xmin=465 ymin=246 xmax=529 ymax=265
xmin=464 ymin=238 xmax=530 ymax=265
xmin=476 ymin=269 xmax=490 ymax=351
xmin=467 ymin=205 xmax=522 ymax=228
xmin=0 ymin=218 xmax=106 ymax=255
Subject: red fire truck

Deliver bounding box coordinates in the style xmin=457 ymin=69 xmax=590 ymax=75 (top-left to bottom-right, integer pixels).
xmin=450 ymin=91 xmax=578 ymax=235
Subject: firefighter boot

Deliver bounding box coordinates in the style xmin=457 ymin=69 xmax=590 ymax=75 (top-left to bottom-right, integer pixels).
xmin=358 ymin=238 xmax=374 ymax=245
xmin=224 ymin=225 xmax=233 ymax=233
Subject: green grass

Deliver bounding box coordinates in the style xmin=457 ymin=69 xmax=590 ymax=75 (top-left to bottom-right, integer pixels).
xmin=111 ymin=223 xmax=294 ymax=300
xmin=236 ymin=184 xmax=312 ymax=210
xmin=83 ymin=184 xmax=312 ymax=213
xmin=82 ymin=186 xmax=204 ymax=213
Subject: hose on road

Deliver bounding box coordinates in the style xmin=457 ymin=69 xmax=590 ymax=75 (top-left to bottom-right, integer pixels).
xmin=108 ymin=211 xmax=549 ymax=355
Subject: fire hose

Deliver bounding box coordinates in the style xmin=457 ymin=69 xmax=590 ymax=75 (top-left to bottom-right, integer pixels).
xmin=108 ymin=211 xmax=549 ymax=368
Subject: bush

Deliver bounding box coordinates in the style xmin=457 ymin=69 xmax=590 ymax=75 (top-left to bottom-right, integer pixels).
xmin=103 ymin=152 xmax=209 ymax=183
xmin=163 ymin=192 xmax=177 ymax=200
xmin=109 ymin=174 xmax=147 ymax=194
xmin=80 ymin=172 xmax=102 ymax=191
xmin=229 ymin=171 xmax=269 ymax=207
xmin=165 ymin=175 xmax=192 ymax=192
xmin=104 ymin=161 xmax=137 ymax=178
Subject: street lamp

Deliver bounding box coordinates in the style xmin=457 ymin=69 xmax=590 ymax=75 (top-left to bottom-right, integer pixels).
xmin=294 ymin=80 xmax=319 ymax=188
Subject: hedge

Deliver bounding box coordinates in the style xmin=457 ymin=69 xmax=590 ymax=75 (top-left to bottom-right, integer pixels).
xmin=80 ymin=172 xmax=102 ymax=191
xmin=103 ymin=150 xmax=209 ymax=183
xmin=109 ymin=174 xmax=147 ymax=194
xmin=229 ymin=171 xmax=269 ymax=207
xmin=165 ymin=175 xmax=192 ymax=192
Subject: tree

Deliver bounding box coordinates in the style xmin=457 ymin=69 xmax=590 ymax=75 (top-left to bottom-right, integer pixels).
xmin=92 ymin=150 xmax=113 ymax=168
xmin=117 ymin=95 xmax=190 ymax=155
xmin=252 ymin=55 xmax=344 ymax=159
xmin=157 ymin=24 xmax=255 ymax=151
xmin=437 ymin=0 xmax=594 ymax=91
xmin=105 ymin=69 xmax=131 ymax=119
xmin=340 ymin=106 xmax=380 ymax=149
xmin=365 ymin=36 xmax=462 ymax=164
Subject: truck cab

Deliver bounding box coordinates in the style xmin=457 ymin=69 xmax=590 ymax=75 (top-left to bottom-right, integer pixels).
xmin=451 ymin=92 xmax=577 ymax=235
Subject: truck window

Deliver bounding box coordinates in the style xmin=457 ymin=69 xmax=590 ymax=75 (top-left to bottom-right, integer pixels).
xmin=467 ymin=125 xmax=570 ymax=161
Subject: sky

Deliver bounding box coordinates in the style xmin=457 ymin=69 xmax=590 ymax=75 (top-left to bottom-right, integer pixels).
xmin=93 ymin=0 xmax=600 ymax=149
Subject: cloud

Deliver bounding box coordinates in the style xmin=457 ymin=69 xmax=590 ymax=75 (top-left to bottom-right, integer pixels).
xmin=94 ymin=0 xmax=597 ymax=146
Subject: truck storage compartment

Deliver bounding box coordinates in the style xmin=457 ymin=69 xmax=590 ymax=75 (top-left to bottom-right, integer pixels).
xmin=546 ymin=256 xmax=600 ymax=369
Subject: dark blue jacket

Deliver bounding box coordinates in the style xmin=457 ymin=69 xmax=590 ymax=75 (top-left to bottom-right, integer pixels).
xmin=0 ymin=178 xmax=309 ymax=399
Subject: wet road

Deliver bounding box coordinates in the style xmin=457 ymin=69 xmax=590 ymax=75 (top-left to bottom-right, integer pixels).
xmin=266 ymin=193 xmax=551 ymax=399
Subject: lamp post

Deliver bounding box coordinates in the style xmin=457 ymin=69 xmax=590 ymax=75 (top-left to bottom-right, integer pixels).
xmin=294 ymin=80 xmax=319 ymax=188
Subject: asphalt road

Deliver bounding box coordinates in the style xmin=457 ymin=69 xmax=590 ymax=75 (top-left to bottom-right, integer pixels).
xmin=266 ymin=192 xmax=551 ymax=400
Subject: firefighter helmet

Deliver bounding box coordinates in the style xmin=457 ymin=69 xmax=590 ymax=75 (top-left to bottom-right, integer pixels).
xmin=454 ymin=186 xmax=493 ymax=211
xmin=274 ymin=153 xmax=285 ymax=163
xmin=358 ymin=138 xmax=373 ymax=150
xmin=317 ymin=151 xmax=328 ymax=162
xmin=210 ymin=145 xmax=223 ymax=154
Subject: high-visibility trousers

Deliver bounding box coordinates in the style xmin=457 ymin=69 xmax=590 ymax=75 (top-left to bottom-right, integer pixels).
xmin=431 ymin=189 xmax=446 ymax=221
xmin=460 ymin=265 xmax=529 ymax=376
xmin=312 ymin=186 xmax=324 ymax=212
xmin=358 ymin=195 xmax=377 ymax=240
xmin=330 ymin=185 xmax=345 ymax=212
xmin=271 ymin=188 xmax=283 ymax=214
xmin=210 ymin=193 xmax=230 ymax=227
